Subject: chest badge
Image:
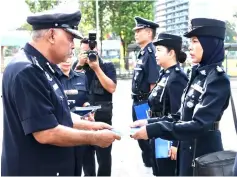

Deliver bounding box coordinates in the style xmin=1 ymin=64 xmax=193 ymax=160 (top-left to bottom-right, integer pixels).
xmin=187 ymin=101 xmax=194 ymax=108
xmin=152 ymin=89 xmax=158 ymax=97
xmin=152 ymin=92 xmax=157 ymax=97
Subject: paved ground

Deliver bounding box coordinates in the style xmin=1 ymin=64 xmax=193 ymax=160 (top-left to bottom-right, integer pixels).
xmin=1 ymin=75 xmax=237 ymax=176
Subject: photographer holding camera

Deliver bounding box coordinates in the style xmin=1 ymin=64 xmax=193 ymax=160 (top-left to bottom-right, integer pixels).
xmin=73 ymin=33 xmax=117 ymax=176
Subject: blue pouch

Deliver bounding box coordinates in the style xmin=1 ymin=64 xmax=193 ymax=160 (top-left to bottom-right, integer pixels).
xmin=133 ymin=102 xmax=150 ymax=120
xmin=155 ymin=138 xmax=171 ymax=158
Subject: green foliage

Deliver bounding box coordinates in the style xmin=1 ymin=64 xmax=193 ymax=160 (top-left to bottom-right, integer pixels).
xmin=25 ymin=0 xmax=59 ymax=13
xmin=22 ymin=0 xmax=154 ymax=47
xmin=79 ymin=1 xmax=96 ymax=36
xmin=20 ymin=0 xmax=59 ymax=30
xmin=107 ymin=1 xmax=154 ymax=46
xmin=79 ymin=0 xmax=112 ymax=49
xmin=4 ymin=46 xmax=20 ymax=57
xmin=104 ymin=1 xmax=154 ymax=69
xmin=225 ymin=21 xmax=237 ymax=43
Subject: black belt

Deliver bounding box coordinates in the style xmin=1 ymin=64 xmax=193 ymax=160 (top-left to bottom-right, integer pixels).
xmin=149 ymin=111 xmax=163 ymax=117
xmin=131 ymin=93 xmax=149 ymax=102
xmin=210 ymin=122 xmax=219 ymax=131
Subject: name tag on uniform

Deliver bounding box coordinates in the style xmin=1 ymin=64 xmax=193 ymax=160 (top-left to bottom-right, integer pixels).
xmin=191 ymin=84 xmax=204 ymax=94
xmin=157 ymin=78 xmax=167 ymax=87
xmin=157 ymin=82 xmax=165 ymax=87
xmin=134 ymin=67 xmax=142 ymax=71
xmin=53 ymin=83 xmax=59 ymax=91
xmin=137 ymin=60 xmax=143 ymax=65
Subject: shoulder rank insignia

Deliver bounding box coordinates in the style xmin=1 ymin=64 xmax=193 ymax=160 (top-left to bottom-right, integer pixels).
xmin=216 ymin=66 xmax=224 ymax=73
xmin=175 ymin=67 xmax=180 ymax=71
xmin=148 ymin=47 xmax=152 ymax=53
xmin=165 ymin=70 xmax=170 ymax=74
xmin=200 ymin=70 xmax=206 ymax=75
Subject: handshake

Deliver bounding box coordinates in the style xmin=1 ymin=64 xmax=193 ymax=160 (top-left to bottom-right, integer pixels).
xmin=91 ymin=119 xmax=148 ymax=148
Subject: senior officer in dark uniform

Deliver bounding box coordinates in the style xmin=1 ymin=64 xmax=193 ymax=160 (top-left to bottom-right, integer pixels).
xmin=58 ymin=56 xmax=93 ymax=176
xmin=1 ymin=9 xmax=120 ymax=176
xmin=131 ymin=18 xmax=230 ymax=176
xmin=131 ymin=16 xmax=160 ymax=167
xmin=148 ymin=33 xmax=188 ymax=176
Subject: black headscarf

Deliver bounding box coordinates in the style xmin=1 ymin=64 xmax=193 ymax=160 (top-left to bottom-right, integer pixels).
xmin=197 ymin=36 xmax=225 ymax=66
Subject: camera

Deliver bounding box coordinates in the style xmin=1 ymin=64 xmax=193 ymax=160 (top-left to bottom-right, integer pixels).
xmin=85 ymin=31 xmax=98 ymax=62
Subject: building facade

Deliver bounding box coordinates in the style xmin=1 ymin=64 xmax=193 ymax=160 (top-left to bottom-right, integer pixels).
xmin=154 ymin=0 xmax=189 ymax=38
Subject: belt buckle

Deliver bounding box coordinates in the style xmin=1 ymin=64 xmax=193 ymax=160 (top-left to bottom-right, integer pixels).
xmin=147 ymin=110 xmax=152 ymax=117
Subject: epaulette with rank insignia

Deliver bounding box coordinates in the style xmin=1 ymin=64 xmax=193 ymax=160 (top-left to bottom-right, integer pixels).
xmin=216 ymin=66 xmax=225 ymax=74
xmin=175 ymin=67 xmax=180 ymax=72
xmin=147 ymin=47 xmax=152 ymax=53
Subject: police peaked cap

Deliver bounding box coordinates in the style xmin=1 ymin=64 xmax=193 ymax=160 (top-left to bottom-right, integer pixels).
xmin=153 ymin=33 xmax=182 ymax=52
xmin=27 ymin=9 xmax=83 ymax=39
xmin=133 ymin=16 xmax=159 ymax=30
xmin=184 ymin=18 xmax=226 ymax=40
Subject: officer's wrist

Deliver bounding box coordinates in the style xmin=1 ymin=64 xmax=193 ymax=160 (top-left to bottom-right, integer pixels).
xmin=89 ymin=131 xmax=98 ymax=145
xmin=93 ymin=65 xmax=101 ymax=73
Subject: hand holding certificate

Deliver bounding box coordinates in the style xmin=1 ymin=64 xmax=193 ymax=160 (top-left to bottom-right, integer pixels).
xmin=71 ymin=105 xmax=102 ymax=116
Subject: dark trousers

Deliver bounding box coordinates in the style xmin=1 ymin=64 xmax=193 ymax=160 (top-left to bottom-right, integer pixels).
xmin=132 ymin=102 xmax=153 ymax=167
xmin=74 ymin=146 xmax=86 ymax=176
xmin=150 ymin=139 xmax=176 ymax=176
xmin=83 ymin=120 xmax=112 ymax=176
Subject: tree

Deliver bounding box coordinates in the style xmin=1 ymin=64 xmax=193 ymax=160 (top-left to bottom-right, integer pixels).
xmin=225 ymin=20 xmax=237 ymax=43
xmin=106 ymin=1 xmax=154 ymax=69
xmin=80 ymin=0 xmax=154 ymax=68
xmin=19 ymin=0 xmax=60 ymax=30
xmin=79 ymin=1 xmax=96 ymax=36
xmin=25 ymin=0 xmax=59 ymax=13
xmin=79 ymin=1 xmax=112 ymax=50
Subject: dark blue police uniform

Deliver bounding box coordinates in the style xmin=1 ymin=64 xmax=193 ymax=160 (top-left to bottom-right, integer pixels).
xmin=74 ymin=58 xmax=117 ymax=176
xmin=132 ymin=16 xmax=160 ymax=167
xmin=145 ymin=18 xmax=230 ymax=176
xmin=2 ymin=43 xmax=75 ymax=175
xmin=58 ymin=70 xmax=89 ymax=176
xmin=1 ymin=10 xmax=82 ymax=176
xmin=148 ymin=33 xmax=188 ymax=176
xmin=59 ymin=70 xmax=88 ymax=109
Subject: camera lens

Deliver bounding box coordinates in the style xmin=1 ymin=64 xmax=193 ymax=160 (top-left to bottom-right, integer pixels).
xmin=88 ymin=52 xmax=97 ymax=62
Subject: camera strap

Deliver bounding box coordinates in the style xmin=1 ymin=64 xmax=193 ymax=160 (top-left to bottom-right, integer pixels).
xmin=89 ymin=73 xmax=96 ymax=104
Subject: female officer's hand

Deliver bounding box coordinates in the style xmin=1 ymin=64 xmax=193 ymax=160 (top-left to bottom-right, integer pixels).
xmin=169 ymin=146 xmax=177 ymax=160
xmin=130 ymin=126 xmax=148 ymax=140
xmin=130 ymin=119 xmax=148 ymax=128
